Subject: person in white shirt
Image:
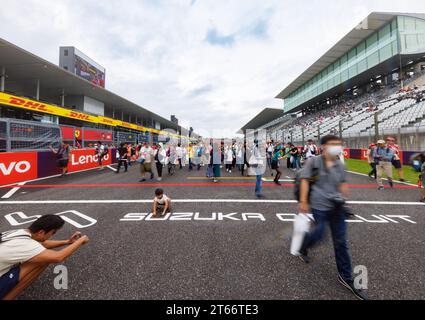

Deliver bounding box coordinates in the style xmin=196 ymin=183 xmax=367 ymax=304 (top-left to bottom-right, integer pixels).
xmin=176 ymin=144 xmax=183 ymax=169
xmin=0 ymin=215 xmax=89 ymax=300
xmin=304 ymin=140 xmax=318 ymax=160
xmin=152 ymin=188 xmax=172 ymax=217
xmin=225 ymin=145 xmax=234 ymax=173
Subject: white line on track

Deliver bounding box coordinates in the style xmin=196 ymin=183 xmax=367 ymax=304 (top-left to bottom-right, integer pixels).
xmin=262 ymin=179 xmax=294 ymax=182
xmin=106 ymin=165 xmax=117 ymax=172
xmin=1 ymin=182 xmax=26 ymax=199
xmin=0 ymin=199 xmax=424 ymax=206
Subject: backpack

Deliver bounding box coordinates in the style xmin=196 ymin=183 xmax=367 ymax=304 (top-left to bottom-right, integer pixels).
xmin=0 ymin=230 xmax=31 ymax=243
xmin=294 ymin=156 xmax=321 ymax=202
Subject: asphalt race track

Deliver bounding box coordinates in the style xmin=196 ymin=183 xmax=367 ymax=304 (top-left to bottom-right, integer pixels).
xmin=1 ymin=164 xmax=424 ymax=300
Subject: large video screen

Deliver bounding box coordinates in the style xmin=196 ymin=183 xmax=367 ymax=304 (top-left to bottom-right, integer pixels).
xmin=74 ymin=54 xmax=106 ymax=88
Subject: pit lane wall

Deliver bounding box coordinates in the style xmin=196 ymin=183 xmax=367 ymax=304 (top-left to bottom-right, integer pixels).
xmin=0 ymin=148 xmax=117 ymax=186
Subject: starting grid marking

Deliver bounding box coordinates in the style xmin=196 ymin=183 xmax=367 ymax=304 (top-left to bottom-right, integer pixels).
xmin=1 ymin=210 xmax=418 ymax=229
xmin=0 ymin=199 xmax=424 ymax=206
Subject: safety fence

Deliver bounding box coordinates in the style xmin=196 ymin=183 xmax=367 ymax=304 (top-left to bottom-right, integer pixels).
xmin=0 ymin=118 xmax=62 ymax=152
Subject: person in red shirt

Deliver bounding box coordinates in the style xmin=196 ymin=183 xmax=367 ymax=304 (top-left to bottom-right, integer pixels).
xmin=386 ymin=137 xmax=405 ymax=182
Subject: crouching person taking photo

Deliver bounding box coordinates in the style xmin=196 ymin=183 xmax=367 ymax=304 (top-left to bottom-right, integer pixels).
xmin=0 ymin=215 xmax=89 ymax=300
xmin=297 ymin=135 xmax=367 ymax=300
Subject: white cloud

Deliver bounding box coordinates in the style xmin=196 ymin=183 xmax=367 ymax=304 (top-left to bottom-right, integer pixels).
xmin=1 ymin=0 xmax=425 ymax=137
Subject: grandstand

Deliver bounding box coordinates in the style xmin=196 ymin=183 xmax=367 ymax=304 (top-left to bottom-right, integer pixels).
xmin=242 ymin=12 xmax=425 ymax=151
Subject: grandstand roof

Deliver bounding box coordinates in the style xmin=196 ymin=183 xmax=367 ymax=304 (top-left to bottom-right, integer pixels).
xmin=276 ymin=12 xmax=425 ymax=100
xmin=0 ymin=37 xmax=181 ymax=131
xmin=238 ymin=108 xmax=283 ymax=133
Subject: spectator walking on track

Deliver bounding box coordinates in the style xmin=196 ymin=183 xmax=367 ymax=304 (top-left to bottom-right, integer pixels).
xmin=303 ymin=140 xmax=318 ymax=160
xmin=49 ymin=142 xmax=70 ymax=177
xmin=96 ymin=141 xmax=108 ymax=170
xmin=116 ymin=143 xmax=128 ymax=174
xmin=412 ymin=152 xmax=425 ymax=202
xmin=298 ymin=135 xmax=368 ymax=300
xmin=373 ymin=140 xmax=395 ymax=190
xmin=366 ymin=143 xmax=377 ymax=179
xmin=271 ymin=146 xmax=284 ymax=185
xmin=139 ymin=143 xmax=154 ymax=182
xmin=386 ymin=136 xmax=405 ymax=182
xmin=249 ymin=140 xmax=266 ymax=198
xmin=154 ymin=143 xmax=166 ymax=182
xmin=0 ymin=215 xmax=89 ymax=300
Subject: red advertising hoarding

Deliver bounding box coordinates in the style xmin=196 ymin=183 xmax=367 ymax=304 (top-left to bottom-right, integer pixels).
xmin=343 ymin=148 xmax=350 ymax=159
xmin=0 ymin=152 xmax=38 ymax=185
xmin=60 ymin=126 xmax=76 ymax=140
xmin=68 ymin=149 xmax=112 ymax=173
xmin=83 ymin=129 xmax=113 ymax=141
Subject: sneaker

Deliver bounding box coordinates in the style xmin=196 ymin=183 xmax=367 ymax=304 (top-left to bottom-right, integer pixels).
xmin=256 ymin=194 xmax=266 ymax=199
xmin=400 ymin=179 xmax=406 ymax=182
xmin=298 ymin=250 xmax=310 ymax=264
xmin=337 ymin=275 xmax=369 ymax=300
xmin=229 ymin=170 xmax=232 ymax=174
xmin=274 ymin=180 xmax=282 ymax=186
xmin=388 ymin=179 xmax=394 ymax=188
xmin=139 ymin=179 xmax=146 ymax=182
xmin=378 ymin=186 xmax=384 ymax=191
xmin=420 ymin=198 xmax=425 ymax=203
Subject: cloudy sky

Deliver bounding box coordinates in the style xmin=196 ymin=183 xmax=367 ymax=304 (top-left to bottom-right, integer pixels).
xmin=1 ymin=0 xmax=424 ymax=137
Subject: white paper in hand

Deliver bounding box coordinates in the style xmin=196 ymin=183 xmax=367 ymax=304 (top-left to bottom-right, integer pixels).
xmin=290 ymin=213 xmax=314 ymax=256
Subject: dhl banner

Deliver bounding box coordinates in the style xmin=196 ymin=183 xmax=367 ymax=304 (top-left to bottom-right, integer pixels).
xmin=0 ymin=92 xmax=98 ymax=123
xmin=0 ymin=92 xmax=189 ymax=139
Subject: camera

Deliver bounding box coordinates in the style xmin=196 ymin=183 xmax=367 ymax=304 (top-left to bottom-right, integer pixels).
xmin=331 ymin=195 xmax=346 ymax=207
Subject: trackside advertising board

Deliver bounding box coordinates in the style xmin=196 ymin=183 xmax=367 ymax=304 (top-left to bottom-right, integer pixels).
xmin=68 ymin=149 xmax=112 ymax=173
xmin=0 ymin=152 xmax=38 ymax=185
xmin=0 ymin=149 xmax=116 ymax=186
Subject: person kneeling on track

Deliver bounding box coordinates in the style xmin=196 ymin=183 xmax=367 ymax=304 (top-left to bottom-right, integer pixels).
xmin=297 ymin=135 xmax=368 ymax=300
xmin=0 ymin=215 xmax=89 ymax=300
xmin=152 ymin=188 xmax=172 ymax=217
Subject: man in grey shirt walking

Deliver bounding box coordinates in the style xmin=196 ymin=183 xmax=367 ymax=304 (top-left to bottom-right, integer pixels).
xmin=298 ymin=135 xmax=367 ymax=300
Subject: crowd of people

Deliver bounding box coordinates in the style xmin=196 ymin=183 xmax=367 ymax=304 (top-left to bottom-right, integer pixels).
xmin=3 ymin=133 xmax=425 ymax=301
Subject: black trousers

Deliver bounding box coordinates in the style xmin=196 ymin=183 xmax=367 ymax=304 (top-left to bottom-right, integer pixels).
xmin=156 ymin=162 xmax=163 ymax=178
xmin=117 ymin=159 xmax=128 ymax=173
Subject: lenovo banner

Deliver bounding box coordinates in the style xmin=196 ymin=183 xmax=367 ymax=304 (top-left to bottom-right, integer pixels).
xmin=68 ymin=149 xmax=112 ymax=173
xmin=0 ymin=152 xmax=38 ymax=185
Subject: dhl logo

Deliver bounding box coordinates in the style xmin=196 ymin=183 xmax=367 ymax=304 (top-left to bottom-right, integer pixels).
xmin=8 ymin=97 xmax=49 ymax=112
xmin=69 ymin=111 xmax=93 ymax=121
xmin=100 ymin=118 xmax=115 ymax=125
